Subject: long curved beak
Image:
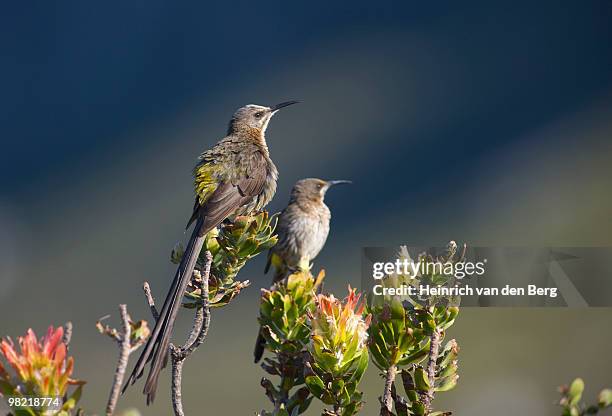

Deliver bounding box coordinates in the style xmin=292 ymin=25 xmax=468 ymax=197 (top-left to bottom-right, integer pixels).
xmin=327 ymin=180 xmax=352 ymax=187
xmin=270 ymin=100 xmax=300 ymax=112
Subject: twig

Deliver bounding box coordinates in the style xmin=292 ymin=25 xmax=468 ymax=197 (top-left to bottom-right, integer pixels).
xmin=422 ymin=327 xmax=442 ymax=413
xmin=97 ymin=305 xmax=150 ymax=416
xmin=271 ymin=353 xmax=296 ymax=412
xmin=381 ymin=365 xmax=397 ymax=414
xmin=96 ymin=315 xmax=121 ymax=342
xmin=106 ymin=305 xmax=131 ymax=416
xmin=144 ymin=251 xmax=212 ymax=416
xmin=62 ymin=321 xmax=73 ymax=348
xmin=143 ymin=281 xmax=160 ymax=321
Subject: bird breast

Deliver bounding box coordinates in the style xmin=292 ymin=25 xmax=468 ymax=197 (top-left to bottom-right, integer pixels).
xmin=275 ymin=203 xmax=331 ymax=267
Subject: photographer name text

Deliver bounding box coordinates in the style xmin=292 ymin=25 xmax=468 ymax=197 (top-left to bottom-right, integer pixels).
xmin=373 ymin=284 xmax=558 ymax=298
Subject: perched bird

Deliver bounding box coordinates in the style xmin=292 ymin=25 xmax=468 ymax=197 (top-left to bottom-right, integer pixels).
xmin=254 ymin=178 xmax=351 ymax=363
xmin=124 ymin=101 xmax=299 ymax=404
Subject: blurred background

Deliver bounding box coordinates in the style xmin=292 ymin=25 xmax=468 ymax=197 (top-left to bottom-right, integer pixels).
xmin=1 ymin=1 xmax=611 ymax=414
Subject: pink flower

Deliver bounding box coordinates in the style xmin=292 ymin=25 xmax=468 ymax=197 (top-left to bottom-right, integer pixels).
xmin=0 ymin=326 xmax=84 ymax=398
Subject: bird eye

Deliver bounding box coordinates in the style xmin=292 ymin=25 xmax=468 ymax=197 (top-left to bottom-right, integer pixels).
xmin=254 ymin=112 xmax=264 ymax=118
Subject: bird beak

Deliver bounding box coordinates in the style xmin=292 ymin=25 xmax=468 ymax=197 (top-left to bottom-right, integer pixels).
xmin=270 ymin=100 xmax=300 ymax=112
xmin=326 ymin=180 xmax=352 ymax=187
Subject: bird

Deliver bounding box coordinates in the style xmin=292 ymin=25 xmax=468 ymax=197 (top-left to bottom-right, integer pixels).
xmin=124 ymin=100 xmax=299 ymax=404
xmin=253 ymin=178 xmax=351 ymax=363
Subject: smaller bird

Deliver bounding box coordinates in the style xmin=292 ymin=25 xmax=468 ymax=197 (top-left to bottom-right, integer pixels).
xmin=254 ymin=178 xmax=351 ymax=363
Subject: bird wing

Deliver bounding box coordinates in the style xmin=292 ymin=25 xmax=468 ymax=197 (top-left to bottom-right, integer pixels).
xmin=197 ymin=158 xmax=269 ymax=235
xmin=197 ymin=182 xmax=246 ymax=233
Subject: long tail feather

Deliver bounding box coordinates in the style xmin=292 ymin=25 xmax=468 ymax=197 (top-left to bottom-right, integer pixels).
xmin=253 ymin=330 xmax=265 ymax=363
xmin=123 ymin=217 xmax=207 ymax=404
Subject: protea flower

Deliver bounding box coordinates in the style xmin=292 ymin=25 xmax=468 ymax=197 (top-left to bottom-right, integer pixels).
xmin=310 ymin=288 xmax=371 ymax=374
xmin=305 ymin=288 xmax=371 ymax=414
xmin=0 ymin=326 xmax=84 ymax=402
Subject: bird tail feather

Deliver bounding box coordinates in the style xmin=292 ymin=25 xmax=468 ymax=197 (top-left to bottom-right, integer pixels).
xmin=123 ymin=216 xmax=207 ymax=404
xmin=253 ymin=330 xmax=266 ymax=363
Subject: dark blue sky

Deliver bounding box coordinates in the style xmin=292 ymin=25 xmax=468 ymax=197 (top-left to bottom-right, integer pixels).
xmin=2 ymin=1 xmax=611 ymax=197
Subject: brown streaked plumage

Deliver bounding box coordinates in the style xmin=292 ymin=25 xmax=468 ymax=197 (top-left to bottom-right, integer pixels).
xmin=254 ymin=178 xmax=350 ymax=363
xmin=124 ymin=101 xmax=298 ymax=405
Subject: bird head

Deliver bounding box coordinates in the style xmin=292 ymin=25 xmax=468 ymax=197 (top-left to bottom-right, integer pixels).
xmin=291 ymin=178 xmax=352 ymax=203
xmin=228 ymin=101 xmax=299 ymax=134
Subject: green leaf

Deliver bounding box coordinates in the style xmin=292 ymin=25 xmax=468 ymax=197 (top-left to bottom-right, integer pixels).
xmin=599 ymin=388 xmax=612 ymax=408
xmin=305 ymin=374 xmax=326 ymax=399
xmin=436 ymin=339 xmax=458 ymax=368
xmin=369 ymin=338 xmax=390 ymax=370
xmin=435 ymin=374 xmax=458 ymax=392
xmin=400 ymin=369 xmax=416 ymax=397
xmin=390 ymin=297 xmax=405 ymax=319
xmin=63 ymin=384 xmax=84 ymax=410
xmin=398 ymin=339 xmax=430 ymax=366
xmin=299 ymin=396 xmax=314 ymax=414
xmin=406 ymin=389 xmax=419 ymax=403
xmin=395 ymin=399 xmax=410 ymax=416
xmin=275 ymin=406 xmax=290 ymax=416
xmin=342 ymin=400 xmax=361 ymax=416
xmin=331 ymin=378 xmax=345 ymax=395
xmin=0 ymin=380 xmax=16 ymax=396
xmin=339 ymin=385 xmax=352 ymax=406
xmin=568 ymin=378 xmax=584 ymax=405
xmin=438 ymin=307 xmax=459 ymax=330
xmin=414 ymin=367 xmax=430 ymax=391
xmin=437 ymin=360 xmax=458 ymax=379
xmin=13 ymin=408 xmax=37 ymax=416
xmin=411 ymin=400 xmax=426 ymax=415
xmin=316 ymin=351 xmax=341 ymax=373
xmin=349 ymin=350 xmax=369 ymax=385
xmin=286 ymin=386 xmax=311 ymax=415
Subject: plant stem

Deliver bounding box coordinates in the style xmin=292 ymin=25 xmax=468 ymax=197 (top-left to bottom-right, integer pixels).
xmin=143 ymin=282 xmax=160 ymax=321
xmin=381 ymin=365 xmax=397 ymax=414
xmin=422 ymin=327 xmax=442 ymax=413
xmin=106 ymin=305 xmax=131 ymax=416
xmin=62 ymin=321 xmax=73 ymax=348
xmin=171 ymin=357 xmax=185 ymax=416
xmin=273 ymin=354 xmax=294 ymax=412
xmin=274 ymin=375 xmax=289 ymax=412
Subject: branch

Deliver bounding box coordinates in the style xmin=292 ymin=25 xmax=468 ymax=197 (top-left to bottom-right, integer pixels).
xmin=267 ymin=352 xmax=301 ymax=413
xmin=143 ymin=281 xmax=160 ymax=321
xmin=63 ymin=321 xmax=73 ymax=348
xmin=143 ymin=251 xmax=212 ymax=416
xmin=106 ymin=305 xmax=131 ymax=416
xmin=97 ymin=305 xmax=150 ymax=416
xmin=422 ymin=327 xmax=442 ymax=413
xmin=381 ymin=365 xmax=397 ymax=415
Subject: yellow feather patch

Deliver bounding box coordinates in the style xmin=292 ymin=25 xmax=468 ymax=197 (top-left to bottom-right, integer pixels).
xmin=193 ymin=163 xmax=219 ymax=205
xmin=270 ymin=252 xmax=283 ymax=269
